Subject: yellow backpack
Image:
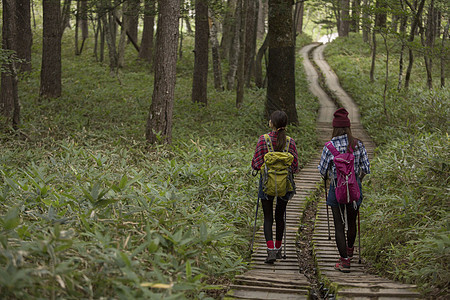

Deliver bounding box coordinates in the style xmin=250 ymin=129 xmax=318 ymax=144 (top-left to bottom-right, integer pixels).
xmin=261 ymin=134 xmax=295 ymax=197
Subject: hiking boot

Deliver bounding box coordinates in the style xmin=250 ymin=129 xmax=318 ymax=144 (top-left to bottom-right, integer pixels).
xmin=347 ymin=247 xmax=354 ymax=259
xmin=264 ymin=249 xmax=277 ymax=264
xmin=335 ymin=257 xmax=350 ymax=273
xmin=276 ymin=247 xmax=282 ymax=259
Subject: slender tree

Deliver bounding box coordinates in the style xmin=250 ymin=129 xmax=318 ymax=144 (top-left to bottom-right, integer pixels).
xmin=397 ymin=0 xmax=408 ymax=90
xmin=209 ymin=10 xmax=224 ymax=91
xmin=226 ymin=0 xmax=242 ymax=90
xmin=124 ymin=0 xmax=140 ymax=45
xmin=255 ymin=35 xmax=268 ymax=88
xmin=192 ymin=0 xmax=209 ymax=105
xmin=221 ymin=0 xmax=237 ymax=60
xmin=294 ymin=0 xmax=305 ymax=34
xmin=244 ymin=0 xmax=258 ymax=86
xmin=1 ymin=0 xmax=20 ymax=129
xmin=404 ymin=0 xmax=426 ymax=89
xmin=369 ymin=23 xmax=377 ymax=82
xmin=236 ymin=0 xmax=248 ymax=108
xmin=257 ymin=0 xmax=267 ymax=39
xmin=266 ymin=0 xmax=298 ymax=124
xmin=362 ymin=0 xmax=370 ymax=42
xmin=102 ymin=3 xmax=118 ymax=74
xmin=338 ymin=0 xmax=350 ymax=36
xmin=421 ymin=0 xmax=436 ymax=89
xmin=146 ymin=0 xmax=180 ymax=144
xmin=350 ymin=0 xmax=360 ymax=32
xmin=40 ymin=0 xmax=62 ymax=98
xmin=441 ymin=21 xmax=449 ymax=87
xmin=374 ymin=0 xmax=387 ymax=28
xmin=139 ymin=0 xmax=156 ymax=64
xmin=16 ymin=0 xmax=32 ymax=71
xmin=75 ymin=0 xmax=89 ymax=55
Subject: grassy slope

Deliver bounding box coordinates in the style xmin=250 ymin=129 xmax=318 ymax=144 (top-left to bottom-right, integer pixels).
xmin=324 ymin=33 xmax=449 ymax=297
xmin=0 ymin=27 xmax=317 ymax=298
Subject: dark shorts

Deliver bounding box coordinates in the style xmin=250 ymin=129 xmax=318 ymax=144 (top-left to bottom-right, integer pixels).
xmin=326 ymin=176 xmax=363 ymax=207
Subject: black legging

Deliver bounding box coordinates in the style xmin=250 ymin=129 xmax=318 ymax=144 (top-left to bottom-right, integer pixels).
xmin=331 ymin=204 xmax=358 ymax=258
xmin=261 ymin=196 xmax=288 ymax=243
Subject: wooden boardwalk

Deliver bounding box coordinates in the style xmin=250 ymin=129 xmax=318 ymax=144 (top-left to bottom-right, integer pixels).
xmin=225 ymin=161 xmax=320 ymax=299
xmin=226 ymin=43 xmax=422 ymax=299
xmin=310 ymin=44 xmax=421 ymax=299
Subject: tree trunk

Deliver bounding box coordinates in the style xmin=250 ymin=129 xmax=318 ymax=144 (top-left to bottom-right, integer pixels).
xmin=210 ymin=11 xmax=224 ymax=91
xmin=103 ymin=12 xmax=118 ymax=74
xmin=266 ymin=0 xmax=297 ymax=124
xmin=422 ymin=0 xmax=435 ymax=89
xmin=81 ymin=0 xmax=88 ymax=40
xmin=350 ymin=0 xmax=360 ymax=32
xmin=179 ymin=20 xmax=184 ymax=59
xmin=362 ymin=0 xmax=370 ymax=42
xmin=185 ymin=16 xmax=193 ymax=34
xmin=404 ymin=0 xmax=426 ymax=89
xmin=1 ymin=0 xmax=20 ymax=129
xmin=441 ymin=22 xmax=449 ymax=87
xmin=146 ymin=0 xmax=180 ymax=144
xmin=374 ymin=0 xmax=387 ymax=28
xmin=118 ymin=14 xmax=127 ymax=68
xmin=100 ymin=19 xmax=105 ymax=62
xmin=256 ymin=0 xmax=267 ymax=39
xmin=381 ymin=32 xmax=390 ymax=121
xmin=226 ymin=0 xmax=242 ymax=90
xmin=139 ymin=0 xmax=156 ymax=64
xmin=220 ymin=0 xmax=237 ymax=60
xmin=397 ymin=0 xmax=407 ymax=90
xmin=16 ymin=0 xmax=32 ymax=72
xmin=255 ymin=34 xmax=268 ymax=88
xmin=40 ymin=0 xmax=62 ymax=98
xmin=244 ymin=0 xmax=257 ymax=86
xmin=236 ymin=0 xmax=248 ymax=108
xmin=369 ymin=26 xmax=376 ymax=82
xmin=294 ymin=1 xmax=304 ymax=34
xmin=61 ymin=0 xmax=72 ymax=36
xmin=75 ymin=0 xmax=88 ymax=55
xmin=124 ymin=0 xmax=140 ymax=45
xmin=192 ymin=0 xmax=209 ymax=105
xmin=338 ymin=0 xmax=350 ymax=37
xmin=114 ymin=13 xmax=140 ymax=52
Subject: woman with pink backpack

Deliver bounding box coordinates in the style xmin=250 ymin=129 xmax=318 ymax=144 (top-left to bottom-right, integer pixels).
xmin=318 ymin=108 xmax=371 ymax=272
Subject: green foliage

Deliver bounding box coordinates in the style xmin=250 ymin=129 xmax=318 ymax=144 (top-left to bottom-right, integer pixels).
xmin=0 ymin=23 xmax=318 ymax=299
xmin=325 ymin=33 xmax=449 ymax=296
xmin=363 ymin=133 xmax=449 ymax=293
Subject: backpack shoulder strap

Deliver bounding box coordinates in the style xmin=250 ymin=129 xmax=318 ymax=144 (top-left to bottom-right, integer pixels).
xmin=264 ymin=134 xmax=274 ymax=152
xmin=284 ymin=136 xmax=291 ymax=152
xmin=325 ymin=141 xmax=340 ymax=156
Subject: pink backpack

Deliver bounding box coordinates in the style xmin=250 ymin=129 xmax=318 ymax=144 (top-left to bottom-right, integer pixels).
xmin=325 ymin=141 xmax=360 ymax=205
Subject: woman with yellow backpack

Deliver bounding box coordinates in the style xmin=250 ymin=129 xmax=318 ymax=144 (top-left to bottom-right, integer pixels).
xmin=251 ymin=110 xmax=299 ymax=264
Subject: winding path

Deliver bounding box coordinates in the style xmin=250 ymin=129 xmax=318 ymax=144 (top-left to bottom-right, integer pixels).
xmin=225 ymin=43 xmax=420 ymax=299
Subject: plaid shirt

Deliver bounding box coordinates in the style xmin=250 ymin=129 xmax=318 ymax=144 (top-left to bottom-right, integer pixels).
xmin=251 ymin=131 xmax=299 ymax=174
xmin=318 ymin=134 xmax=370 ymax=180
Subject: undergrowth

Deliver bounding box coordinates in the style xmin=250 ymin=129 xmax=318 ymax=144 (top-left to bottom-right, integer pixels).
xmin=325 ymin=33 xmax=449 ymax=297
xmin=0 ymin=24 xmax=317 ymax=299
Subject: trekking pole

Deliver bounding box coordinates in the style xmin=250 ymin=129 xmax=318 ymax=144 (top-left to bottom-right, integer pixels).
xmin=358 ymin=209 xmax=361 ymax=264
xmin=250 ymin=195 xmax=260 ymax=255
xmin=324 ymin=178 xmax=331 ymax=240
xmin=283 ymin=207 xmax=287 ymax=259
xmin=250 ymin=170 xmax=260 ymax=254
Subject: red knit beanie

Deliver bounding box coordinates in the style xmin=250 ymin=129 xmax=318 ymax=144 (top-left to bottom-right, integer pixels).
xmin=332 ymin=108 xmax=351 ymax=127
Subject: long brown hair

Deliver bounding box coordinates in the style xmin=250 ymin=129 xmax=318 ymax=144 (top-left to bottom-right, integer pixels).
xmin=332 ymin=127 xmax=360 ymax=152
xmin=270 ymin=110 xmax=288 ymax=151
